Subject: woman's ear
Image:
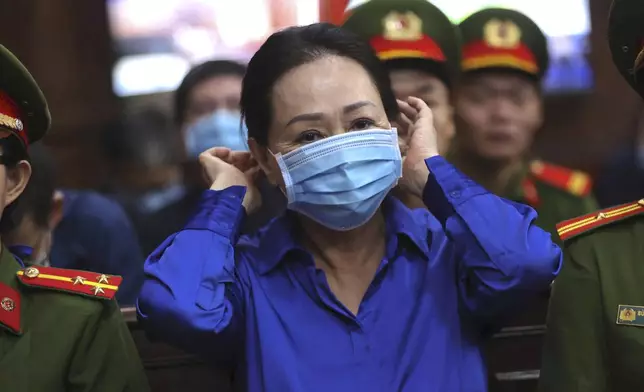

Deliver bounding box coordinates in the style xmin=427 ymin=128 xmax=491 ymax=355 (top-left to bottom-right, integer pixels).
xmin=248 ymin=138 xmax=282 ymax=187
xmin=4 ymin=160 xmax=31 ymax=208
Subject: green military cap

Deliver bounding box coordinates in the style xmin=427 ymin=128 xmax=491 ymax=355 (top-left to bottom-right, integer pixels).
xmin=458 ymin=8 xmax=549 ymax=80
xmin=0 ymin=44 xmax=50 ymax=150
xmin=608 ymin=0 xmax=644 ymax=98
xmin=342 ymin=0 xmax=461 ymax=86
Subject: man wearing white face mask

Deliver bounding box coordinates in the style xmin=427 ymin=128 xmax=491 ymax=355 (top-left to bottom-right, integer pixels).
xmin=184 ymin=109 xmax=249 ymax=157
xmin=177 ymin=60 xmax=286 ymax=235
xmin=114 ymin=61 xmax=284 ymax=255
xmin=177 ymin=60 xmax=249 ymax=157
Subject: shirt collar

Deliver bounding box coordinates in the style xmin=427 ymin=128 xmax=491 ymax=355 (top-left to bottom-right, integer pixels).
xmin=253 ymin=196 xmax=431 ymax=275
xmin=0 ymin=245 xmax=22 ymax=285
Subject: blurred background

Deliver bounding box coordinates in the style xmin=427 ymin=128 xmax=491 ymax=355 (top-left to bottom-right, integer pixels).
xmin=0 ymin=0 xmax=632 ymax=190
xmin=0 ymin=0 xmax=636 ymax=390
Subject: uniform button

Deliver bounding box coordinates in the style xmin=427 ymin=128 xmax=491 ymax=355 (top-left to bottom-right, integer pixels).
xmin=1 ymin=297 xmax=15 ymax=312
xmin=449 ymin=191 xmax=461 ymax=199
xmin=24 ymin=266 xmax=39 ymax=278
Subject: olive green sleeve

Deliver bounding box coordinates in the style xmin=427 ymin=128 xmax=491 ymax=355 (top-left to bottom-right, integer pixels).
xmin=538 ymin=241 xmax=607 ymax=392
xmin=67 ymin=301 xmax=150 ymax=392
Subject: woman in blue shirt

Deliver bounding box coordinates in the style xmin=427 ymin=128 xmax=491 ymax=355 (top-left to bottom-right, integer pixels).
xmin=138 ymin=23 xmax=561 ymax=391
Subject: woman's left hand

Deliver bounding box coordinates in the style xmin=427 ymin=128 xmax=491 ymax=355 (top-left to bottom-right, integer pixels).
xmin=396 ymin=97 xmax=440 ymax=198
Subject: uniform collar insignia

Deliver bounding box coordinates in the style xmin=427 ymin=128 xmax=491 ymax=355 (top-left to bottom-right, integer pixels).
xmin=0 ymin=282 xmax=21 ymax=334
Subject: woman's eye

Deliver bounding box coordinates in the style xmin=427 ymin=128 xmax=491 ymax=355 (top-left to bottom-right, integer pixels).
xmin=297 ymin=130 xmax=323 ymax=143
xmin=351 ymin=118 xmax=375 ymax=130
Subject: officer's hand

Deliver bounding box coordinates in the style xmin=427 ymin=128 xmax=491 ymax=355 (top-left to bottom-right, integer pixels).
xmin=396 ymin=97 xmax=439 ymax=198
xmin=199 ymin=147 xmax=262 ymax=212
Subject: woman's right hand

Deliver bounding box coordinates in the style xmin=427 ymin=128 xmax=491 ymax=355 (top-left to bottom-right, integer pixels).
xmin=199 ymin=147 xmax=262 ymax=213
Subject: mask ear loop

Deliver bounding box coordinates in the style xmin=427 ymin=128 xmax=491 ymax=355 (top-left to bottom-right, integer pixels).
xmin=267 ymin=149 xmax=294 ymax=203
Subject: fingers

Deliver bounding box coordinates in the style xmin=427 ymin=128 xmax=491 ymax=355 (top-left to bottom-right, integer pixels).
xmin=199 ymin=147 xmax=256 ymax=172
xmin=397 ymin=99 xmax=418 ymax=122
xmin=230 ymin=151 xmax=257 ymax=173
xmin=201 ymin=146 xmax=231 ymax=159
xmin=406 ymin=96 xmax=429 ymax=113
xmin=244 ymin=165 xmax=262 ymax=184
xmin=406 ymin=97 xmax=433 ymax=124
xmin=395 ymin=113 xmax=413 ymax=138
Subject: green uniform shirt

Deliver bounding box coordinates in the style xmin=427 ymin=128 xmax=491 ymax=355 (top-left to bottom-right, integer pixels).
xmin=540 ymin=201 xmax=644 ymax=390
xmin=506 ymin=161 xmax=598 ymax=244
xmin=540 ymin=0 xmax=644 ymax=389
xmin=454 ymin=159 xmax=598 ymax=244
xmin=0 ymin=247 xmax=149 ymax=391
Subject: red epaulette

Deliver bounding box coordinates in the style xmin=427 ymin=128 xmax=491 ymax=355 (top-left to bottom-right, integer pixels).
xmin=0 ymin=282 xmax=21 ymax=334
xmin=529 ymin=160 xmax=593 ymax=197
xmin=16 ymin=266 xmax=122 ymax=300
xmin=556 ymin=200 xmax=644 ymax=241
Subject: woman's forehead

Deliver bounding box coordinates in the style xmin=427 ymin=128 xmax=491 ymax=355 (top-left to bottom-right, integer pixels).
xmin=271 ymin=56 xmax=382 ymax=118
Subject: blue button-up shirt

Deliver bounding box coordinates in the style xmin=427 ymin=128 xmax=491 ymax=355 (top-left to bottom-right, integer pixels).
xmin=138 ymin=156 xmax=561 ymax=391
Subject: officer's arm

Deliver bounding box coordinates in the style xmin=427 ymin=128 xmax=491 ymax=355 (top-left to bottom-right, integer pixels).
xmin=137 ymin=187 xmax=247 ymax=361
xmin=68 ymin=301 xmax=149 ymax=392
xmin=539 ymin=241 xmax=607 ymax=391
xmin=423 ymin=156 xmax=562 ymax=320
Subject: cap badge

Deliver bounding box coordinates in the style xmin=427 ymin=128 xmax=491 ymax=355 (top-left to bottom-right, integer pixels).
xmin=484 ymin=19 xmax=522 ymax=49
xmin=382 ymin=11 xmax=422 ymax=41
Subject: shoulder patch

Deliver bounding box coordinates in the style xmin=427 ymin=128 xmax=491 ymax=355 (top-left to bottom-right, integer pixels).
xmin=530 ymin=160 xmax=593 ymax=197
xmin=0 ymin=282 xmax=21 ymax=334
xmin=16 ymin=266 xmax=122 ymax=300
xmin=556 ymin=200 xmax=644 ymax=241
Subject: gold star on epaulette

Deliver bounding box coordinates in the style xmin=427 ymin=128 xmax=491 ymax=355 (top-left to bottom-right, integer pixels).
xmin=91 ymin=286 xmax=105 ymax=296
xmin=97 ymin=274 xmax=109 ymax=284
xmin=72 ymin=276 xmax=86 ymax=285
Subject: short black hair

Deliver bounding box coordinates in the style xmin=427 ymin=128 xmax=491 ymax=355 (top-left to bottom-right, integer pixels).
xmin=241 ymin=23 xmax=399 ymax=146
xmin=0 ymin=143 xmax=56 ymax=234
xmin=174 ymin=60 xmax=247 ymax=126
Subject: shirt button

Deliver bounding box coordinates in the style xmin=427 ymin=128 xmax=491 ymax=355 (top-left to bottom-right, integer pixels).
xmin=449 ymin=190 xmax=461 ymax=199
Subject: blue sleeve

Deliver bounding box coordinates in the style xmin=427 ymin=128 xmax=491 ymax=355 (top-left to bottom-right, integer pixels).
xmin=137 ymin=186 xmax=247 ymax=362
xmin=423 ymin=156 xmax=562 ymax=320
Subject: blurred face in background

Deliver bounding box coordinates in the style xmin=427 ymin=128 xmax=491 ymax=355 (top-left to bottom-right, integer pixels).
xmin=182 ymin=74 xmax=243 ymax=129
xmin=389 ymin=69 xmax=454 ymax=155
xmin=182 ymin=74 xmax=248 ymax=157
xmin=455 ymin=72 xmax=543 ymax=163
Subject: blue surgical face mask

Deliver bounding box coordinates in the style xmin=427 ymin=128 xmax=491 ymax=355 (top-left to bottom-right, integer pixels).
xmin=273 ymin=129 xmax=402 ymax=231
xmin=185 ymin=110 xmax=248 ymax=158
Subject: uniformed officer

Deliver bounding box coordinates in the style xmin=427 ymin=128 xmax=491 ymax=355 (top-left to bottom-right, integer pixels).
xmin=0 ymin=45 xmax=149 ymax=390
xmin=540 ymin=1 xmax=644 ymax=389
xmin=342 ymin=0 xmax=460 ymax=208
xmin=450 ymin=8 xmax=598 ymax=242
